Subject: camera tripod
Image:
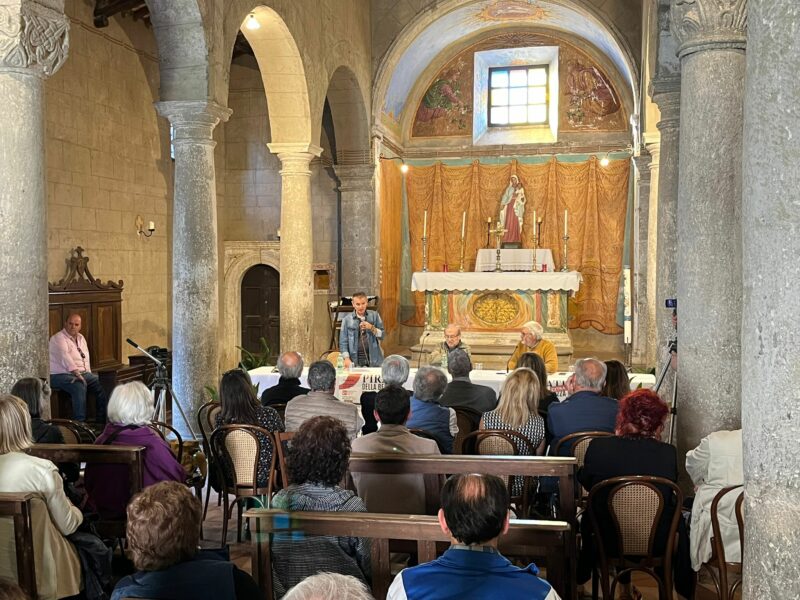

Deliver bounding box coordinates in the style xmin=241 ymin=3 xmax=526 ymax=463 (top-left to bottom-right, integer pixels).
xmin=654 ymin=337 xmax=678 ymax=445
xmin=127 ymin=339 xmax=196 ymax=440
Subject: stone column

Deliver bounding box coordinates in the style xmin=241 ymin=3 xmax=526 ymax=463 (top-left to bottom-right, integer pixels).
xmin=334 ymin=164 xmax=376 ymax=296
xmin=741 ymin=2 xmax=800 ymax=595
xmin=631 ymin=153 xmax=652 ymax=367
xmin=0 ymin=1 xmax=68 ymax=395
xmin=155 ymin=101 xmax=231 ymax=435
xmin=267 ymin=143 xmax=322 ymax=360
xmin=671 ymin=0 xmax=746 ymax=458
xmin=644 ymin=140 xmax=661 ymax=367
xmin=650 ymin=79 xmax=680 ymax=396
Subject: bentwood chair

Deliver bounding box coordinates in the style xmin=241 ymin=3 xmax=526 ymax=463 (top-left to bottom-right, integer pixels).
xmin=272 ymin=430 xmax=295 ymax=490
xmin=554 ymin=430 xmax=614 ymax=509
xmin=453 ymin=408 xmax=481 ymax=453
xmin=700 ymin=485 xmax=744 ymax=600
xmin=210 ymin=424 xmax=276 ymax=545
xmin=47 ymin=418 xmax=97 ymax=444
xmin=587 ymin=475 xmax=683 ymax=600
xmin=197 ymin=401 xmax=221 ymax=524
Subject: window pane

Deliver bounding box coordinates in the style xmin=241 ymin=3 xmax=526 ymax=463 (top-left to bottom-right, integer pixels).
xmin=509 ymin=69 xmax=527 ymax=87
xmin=528 ymin=86 xmax=546 ymax=104
xmin=491 ymin=70 xmax=508 ymax=88
xmin=491 ymin=88 xmax=509 ymax=107
xmin=509 ymin=87 xmax=527 ymax=105
xmin=528 ymin=104 xmax=547 ymax=123
xmin=509 ymin=105 xmax=527 ymax=124
xmin=491 ymin=106 xmax=508 ymax=125
xmin=528 ymin=68 xmax=547 ymax=86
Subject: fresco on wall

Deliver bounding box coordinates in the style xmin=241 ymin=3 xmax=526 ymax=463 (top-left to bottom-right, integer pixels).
xmin=410 ymin=32 xmax=627 ymax=138
xmin=476 ymin=0 xmax=549 ymax=21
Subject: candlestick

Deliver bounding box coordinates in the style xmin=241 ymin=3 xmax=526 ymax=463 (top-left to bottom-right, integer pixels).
xmin=458 ymin=238 xmax=466 ymax=272
xmin=564 ymin=209 xmax=568 ymax=237
xmin=531 ymin=239 xmax=538 ymax=272
xmin=561 ymin=233 xmax=570 ymax=272
xmin=461 ymin=211 xmax=466 ymax=239
xmin=422 ymin=236 xmax=429 ymax=272
xmin=423 ymin=210 xmax=428 ymax=238
xmin=489 ymin=221 xmax=507 ymax=272
xmin=536 ymin=218 xmax=542 ymax=247
xmin=486 ymin=217 xmax=492 ymax=248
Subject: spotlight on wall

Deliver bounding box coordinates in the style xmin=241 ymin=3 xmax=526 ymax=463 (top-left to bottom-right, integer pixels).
xmin=400 ymin=163 xmax=409 ymax=174
xmin=599 ymin=152 xmax=611 ymax=167
xmin=381 ymin=155 xmax=409 ymax=174
xmin=135 ymin=215 xmax=155 ymax=238
xmin=245 ymin=13 xmax=260 ymax=30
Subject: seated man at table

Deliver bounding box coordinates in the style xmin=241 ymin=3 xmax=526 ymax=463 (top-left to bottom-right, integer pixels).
xmin=388 ymin=473 xmax=560 ymax=600
xmin=49 ymin=313 xmax=108 ymax=422
xmin=351 ymin=384 xmax=440 ymax=514
xmin=428 ymin=323 xmax=471 ymax=366
xmin=507 ymin=321 xmax=558 ymax=373
xmin=438 ymin=349 xmax=497 ymax=421
xmin=359 ymin=354 xmax=411 ymax=435
xmin=547 ymin=358 xmax=618 ymax=454
xmin=406 ymin=367 xmax=458 ymax=454
xmin=260 ymin=351 xmax=309 ymax=407
xmin=284 ymin=360 xmax=363 ymax=440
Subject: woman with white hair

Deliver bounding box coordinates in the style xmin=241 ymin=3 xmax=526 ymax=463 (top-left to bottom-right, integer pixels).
xmin=84 ymin=381 xmax=185 ymax=518
xmin=507 ymin=320 xmax=558 ymax=373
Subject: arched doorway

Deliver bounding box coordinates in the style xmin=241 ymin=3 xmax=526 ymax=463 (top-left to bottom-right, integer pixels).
xmin=240 ymin=264 xmax=280 ymax=363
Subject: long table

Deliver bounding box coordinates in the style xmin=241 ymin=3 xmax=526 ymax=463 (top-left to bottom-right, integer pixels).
xmin=249 ymin=366 xmax=655 ymax=404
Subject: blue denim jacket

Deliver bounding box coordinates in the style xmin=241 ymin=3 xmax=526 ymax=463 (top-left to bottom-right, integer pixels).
xmin=339 ymin=310 xmax=385 ymax=366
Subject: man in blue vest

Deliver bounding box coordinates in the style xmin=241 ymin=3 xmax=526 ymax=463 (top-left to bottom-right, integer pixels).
xmin=405 ymin=366 xmax=457 ymax=454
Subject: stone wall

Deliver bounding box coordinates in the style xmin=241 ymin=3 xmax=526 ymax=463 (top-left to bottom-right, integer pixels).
xmin=46 ymin=0 xmax=172 ymax=352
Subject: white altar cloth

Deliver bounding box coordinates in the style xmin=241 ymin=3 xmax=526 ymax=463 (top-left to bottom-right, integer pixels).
xmin=411 ymin=271 xmax=582 ymax=293
xmin=475 ymin=248 xmax=556 ymax=272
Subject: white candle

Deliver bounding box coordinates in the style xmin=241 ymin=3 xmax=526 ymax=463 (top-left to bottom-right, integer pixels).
xmin=148 ymin=221 xmax=155 ymax=231
xmin=461 ymin=211 xmax=466 ymax=239
xmin=564 ymin=209 xmax=568 ymax=236
xmin=423 ymin=210 xmax=428 ymax=238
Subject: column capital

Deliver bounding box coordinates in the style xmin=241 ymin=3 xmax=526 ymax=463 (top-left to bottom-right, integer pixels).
xmin=633 ymin=154 xmax=652 ymax=183
xmin=0 ymin=0 xmax=69 ymax=77
xmin=645 ymin=140 xmax=662 ymax=165
xmin=670 ymin=0 xmax=747 ymax=58
xmin=651 ymin=78 xmax=681 ymax=132
xmin=334 ymin=163 xmax=375 ymax=192
xmin=155 ymin=100 xmax=231 ymax=143
xmin=267 ymin=143 xmax=323 ymax=175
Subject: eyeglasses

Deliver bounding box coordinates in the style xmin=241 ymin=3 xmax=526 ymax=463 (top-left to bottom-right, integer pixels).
xmin=444 ymin=334 xmax=460 ymax=340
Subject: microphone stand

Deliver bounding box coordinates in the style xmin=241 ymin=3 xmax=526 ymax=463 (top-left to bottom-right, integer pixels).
xmin=417 ymin=333 xmax=431 ymax=369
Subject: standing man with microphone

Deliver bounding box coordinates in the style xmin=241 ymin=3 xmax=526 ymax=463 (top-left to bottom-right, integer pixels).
xmin=339 ymin=292 xmax=385 ymax=368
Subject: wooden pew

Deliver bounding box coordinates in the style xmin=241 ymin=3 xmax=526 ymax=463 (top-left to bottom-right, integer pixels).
xmin=346 ymin=453 xmax=578 ymax=599
xmin=28 ymin=444 xmax=145 ymax=538
xmin=247 ymin=509 xmax=571 ymax=600
xmin=0 ymin=492 xmax=37 ymax=599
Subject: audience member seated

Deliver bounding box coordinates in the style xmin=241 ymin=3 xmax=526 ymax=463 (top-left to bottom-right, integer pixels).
xmin=111 ymin=481 xmax=261 ymax=600
xmin=0 ymin=578 xmax=28 ymax=600
xmin=85 ymin=381 xmax=185 ymax=519
xmin=601 ymin=359 xmax=631 ymax=401
xmin=351 ymin=385 xmax=440 ymax=514
xmin=438 ymin=349 xmax=497 ymax=417
xmin=388 ymin=473 xmax=561 ymax=600
xmin=405 ymin=367 xmax=458 ymax=454
xmin=285 ymin=360 xmax=363 ymax=440
xmin=514 ymin=353 xmax=558 ymax=442
xmin=686 ymin=428 xmax=743 ymax=571
xmin=578 ymin=389 xmax=692 ymax=599
xmin=507 ymin=321 xmax=558 ymax=373
xmin=359 ymin=354 xmax=411 ymax=435
xmin=48 ymin=313 xmax=108 ymax=423
xmin=260 ymin=351 xmax=309 ymax=407
xmin=427 ymin=323 xmax=471 ymax=366
xmin=0 ymin=394 xmax=83 ymax=600
xmin=547 ymin=358 xmax=618 ymax=455
xmin=480 ymin=368 xmax=546 ymax=497
xmin=215 ymin=368 xmax=284 ymax=488
xmin=283 ymin=572 xmax=374 ymax=600
xmin=272 ymin=416 xmax=370 ymax=595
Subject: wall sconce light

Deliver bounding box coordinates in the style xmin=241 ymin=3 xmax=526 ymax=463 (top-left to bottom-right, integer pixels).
xmin=381 ymin=155 xmax=409 ymax=174
xmin=135 ymin=215 xmax=155 ymax=238
xmin=599 ymin=152 xmax=611 ymax=167
xmin=245 ymin=13 xmax=260 ymax=30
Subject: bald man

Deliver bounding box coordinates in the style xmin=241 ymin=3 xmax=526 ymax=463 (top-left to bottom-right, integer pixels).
xmin=428 ymin=324 xmax=471 ymax=367
xmin=507 ymin=321 xmax=558 ymax=373
xmin=260 ymin=351 xmax=309 ymax=407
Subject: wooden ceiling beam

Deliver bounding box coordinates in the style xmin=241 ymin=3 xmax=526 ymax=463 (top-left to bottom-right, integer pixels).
xmin=93 ymin=0 xmax=148 ymax=28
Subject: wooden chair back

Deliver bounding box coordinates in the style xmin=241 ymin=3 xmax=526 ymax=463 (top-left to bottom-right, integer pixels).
xmin=273 ymin=431 xmax=295 ymax=489
xmin=321 ymin=350 xmax=341 ymax=367
xmin=552 ymin=430 xmax=613 ymax=465
xmin=147 ymin=420 xmax=183 ymax=463
xmin=702 ymin=485 xmax=744 ymax=600
xmin=453 ymin=408 xmax=480 ymax=453
xmin=0 ymin=492 xmax=37 ymax=599
xmin=587 ymin=475 xmax=683 ymax=600
xmin=247 ymin=509 xmax=570 ymax=600
xmin=46 ymin=418 xmax=97 ymax=444
xmin=269 ymin=403 xmax=287 ymax=424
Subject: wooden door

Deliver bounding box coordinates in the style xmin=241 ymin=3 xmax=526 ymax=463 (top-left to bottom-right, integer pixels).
xmin=241 ymin=265 xmax=280 ymax=363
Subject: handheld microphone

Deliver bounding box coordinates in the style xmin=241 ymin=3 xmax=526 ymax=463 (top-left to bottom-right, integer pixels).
xmin=417 ymin=333 xmax=431 ymax=369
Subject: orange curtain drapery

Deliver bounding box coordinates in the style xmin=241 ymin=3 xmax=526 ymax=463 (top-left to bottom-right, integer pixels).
xmin=378 ymin=159 xmax=404 ymax=335
xmin=403 ymin=157 xmax=630 ymax=334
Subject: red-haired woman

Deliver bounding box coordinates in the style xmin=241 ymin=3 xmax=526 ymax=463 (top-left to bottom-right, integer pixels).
xmin=577 ymin=389 xmax=691 ymax=599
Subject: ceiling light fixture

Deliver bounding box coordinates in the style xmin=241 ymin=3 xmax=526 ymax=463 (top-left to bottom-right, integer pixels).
xmin=245 ymin=13 xmax=260 ymax=30
xmin=381 ymin=155 xmax=409 ymax=174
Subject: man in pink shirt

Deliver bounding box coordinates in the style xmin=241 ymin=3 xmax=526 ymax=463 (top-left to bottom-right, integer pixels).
xmin=49 ymin=313 xmax=108 ymax=422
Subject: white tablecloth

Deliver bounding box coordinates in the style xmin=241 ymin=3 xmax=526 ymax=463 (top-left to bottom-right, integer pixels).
xmin=249 ymin=366 xmax=655 ymax=404
xmin=475 ymin=249 xmax=556 ymax=272
xmin=411 ymin=271 xmax=582 ymax=292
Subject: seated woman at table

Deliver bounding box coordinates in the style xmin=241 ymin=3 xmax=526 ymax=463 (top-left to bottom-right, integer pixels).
xmin=85 ymin=381 xmax=185 ymax=519
xmin=215 ymin=368 xmax=284 ymax=489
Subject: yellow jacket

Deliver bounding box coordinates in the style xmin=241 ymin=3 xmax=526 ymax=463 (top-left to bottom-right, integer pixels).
xmin=508 ymin=338 xmax=558 ymax=373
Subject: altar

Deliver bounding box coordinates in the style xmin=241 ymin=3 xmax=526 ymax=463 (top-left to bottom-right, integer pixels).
xmin=410 ymin=270 xmax=582 ymax=366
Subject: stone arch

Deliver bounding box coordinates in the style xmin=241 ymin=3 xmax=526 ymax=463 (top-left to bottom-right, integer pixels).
xmin=324 ymin=65 xmax=371 ymax=164
xmin=146 ymin=0 xmax=211 ymax=102
xmin=222 ymin=241 xmax=280 ymax=370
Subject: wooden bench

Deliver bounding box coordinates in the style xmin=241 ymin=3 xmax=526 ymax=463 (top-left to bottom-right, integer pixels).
xmin=346 ymin=453 xmax=579 ymax=599
xmin=247 ymin=509 xmax=571 ymax=600
xmin=28 ymin=444 xmax=145 ymax=538
xmin=0 ymin=492 xmax=37 ymax=599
